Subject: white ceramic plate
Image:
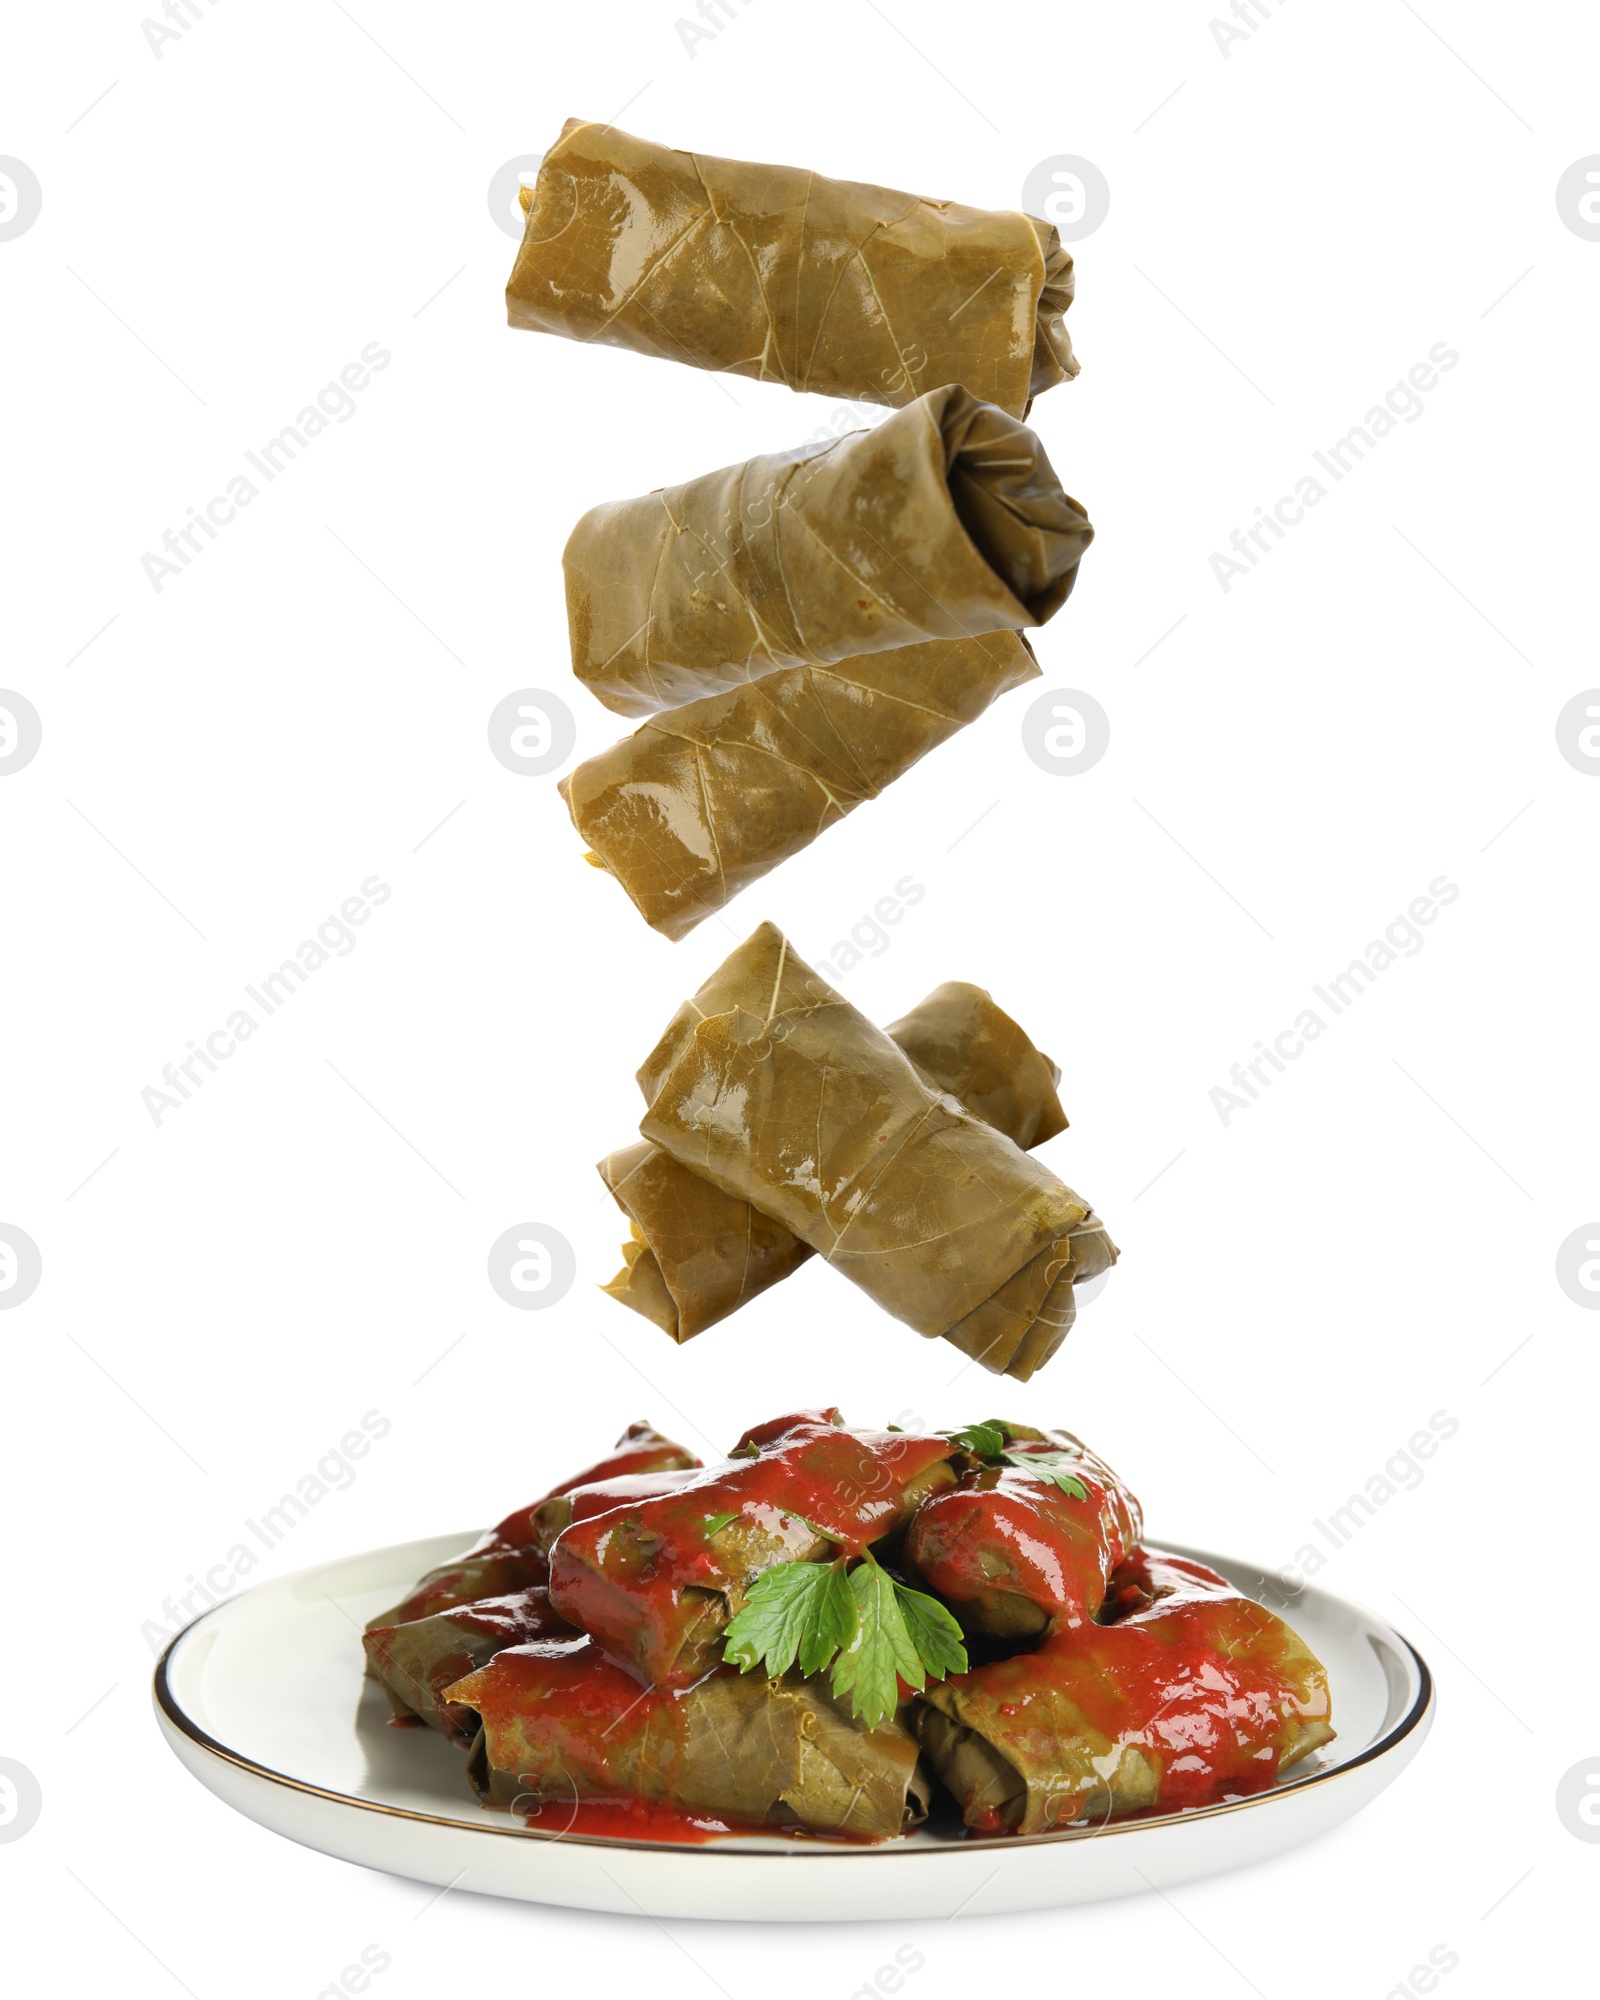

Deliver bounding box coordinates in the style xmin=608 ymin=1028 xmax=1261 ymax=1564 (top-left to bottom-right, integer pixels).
xmin=154 ymin=1532 xmax=1432 ymax=1921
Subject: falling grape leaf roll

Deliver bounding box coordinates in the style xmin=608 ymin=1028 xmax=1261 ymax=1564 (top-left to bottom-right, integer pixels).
xmin=508 ymin=119 xmax=1078 ymax=416
xmin=564 ymin=384 xmax=1091 ymax=719
xmin=636 ymin=925 xmax=1108 ymax=1379
xmin=599 ymin=979 xmax=1096 ymax=1344
xmin=560 ymin=633 xmax=1039 ymax=940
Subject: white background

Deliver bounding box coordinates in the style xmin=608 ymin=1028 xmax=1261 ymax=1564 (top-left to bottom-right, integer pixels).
xmin=2 ymin=0 xmax=1596 ymax=1991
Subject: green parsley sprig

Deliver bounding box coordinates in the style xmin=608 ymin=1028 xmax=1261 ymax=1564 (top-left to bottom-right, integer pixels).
xmin=950 ymin=1421 xmax=1090 ymax=1501
xmin=722 ymin=1551 xmax=967 ymax=1730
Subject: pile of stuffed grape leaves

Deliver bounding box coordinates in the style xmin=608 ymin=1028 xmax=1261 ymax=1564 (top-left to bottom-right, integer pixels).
xmin=365 ymin=1412 xmax=1334 ymax=1844
xmin=614 ymin=924 xmax=1113 ymax=1379
xmin=598 ymin=974 xmax=1097 ymax=1346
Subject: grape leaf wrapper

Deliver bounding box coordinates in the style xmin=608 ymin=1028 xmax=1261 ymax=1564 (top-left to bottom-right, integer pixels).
xmin=451 ymin=1633 xmax=931 ymax=1841
xmin=915 ymin=1550 xmax=1336 ymax=1836
xmin=508 ymin=119 xmax=1078 ymax=418
xmin=561 ymin=636 xmax=1040 ymax=941
xmin=563 ymin=384 xmax=1091 ymax=720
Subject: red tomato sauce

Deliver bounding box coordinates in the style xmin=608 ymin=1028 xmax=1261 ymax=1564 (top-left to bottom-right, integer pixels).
xmin=519 ymin=1797 xmax=766 ymax=1844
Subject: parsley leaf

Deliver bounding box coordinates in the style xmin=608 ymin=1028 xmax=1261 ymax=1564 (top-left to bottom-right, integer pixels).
xmin=722 ymin=1561 xmax=853 ymax=1679
xmin=701 ymin=1511 xmax=738 ymax=1538
xmin=830 ymin=1557 xmax=924 ymax=1732
xmin=719 ymin=1554 xmax=969 ymax=1727
xmin=1009 ymin=1455 xmax=1089 ymax=1500
xmin=1020 ymin=1456 xmax=1096 ymax=1504
xmin=799 ymin=1559 xmax=858 ymax=1677
xmin=951 ymin=1420 xmax=1091 ymax=1502
xmin=950 ymin=1420 xmax=1008 ymax=1458
xmin=892 ymin=1579 xmax=968 ymax=1683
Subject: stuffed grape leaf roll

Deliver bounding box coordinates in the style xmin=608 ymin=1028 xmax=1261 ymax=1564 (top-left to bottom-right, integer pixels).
xmin=915 ymin=1549 xmax=1336 ymax=1834
xmin=884 ymin=984 xmax=1068 ymax=1156
xmin=546 ymin=1412 xmax=956 ymax=1689
xmin=526 ymin=1466 xmax=706 ymax=1558
xmin=365 ymin=1548 xmax=549 ymax=1638
xmin=600 ymin=979 xmax=1086 ymax=1344
xmin=564 ymin=384 xmax=1091 ymax=719
xmin=905 ymin=1428 xmax=1143 ymax=1639
xmin=363 ymin=1588 xmax=576 ymax=1743
xmin=637 ymin=925 xmax=1108 ymax=1379
xmin=448 ymin=1637 xmax=930 ymax=1841
xmin=366 ymin=1423 xmax=700 ymax=1631
xmin=560 ymin=632 xmax=1040 ymax=940
xmin=507 ymin=119 xmax=1077 ymax=417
